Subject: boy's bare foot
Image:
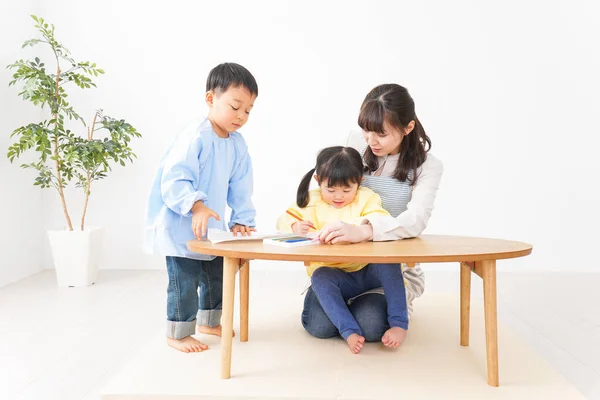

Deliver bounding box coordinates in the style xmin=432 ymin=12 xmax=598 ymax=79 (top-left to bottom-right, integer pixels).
xmin=197 ymin=325 xmax=235 ymax=337
xmin=166 ymin=336 xmax=208 ymax=353
xmin=346 ymin=333 xmax=365 ymax=354
xmin=382 ymin=327 xmax=407 ymax=348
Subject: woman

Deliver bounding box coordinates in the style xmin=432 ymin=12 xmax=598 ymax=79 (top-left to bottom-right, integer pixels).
xmin=302 ymin=83 xmax=444 ymax=345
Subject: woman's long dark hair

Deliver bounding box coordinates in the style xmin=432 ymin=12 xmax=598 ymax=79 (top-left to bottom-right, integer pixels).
xmin=358 ymin=84 xmax=431 ymax=184
xmin=296 ymin=146 xmax=364 ymax=208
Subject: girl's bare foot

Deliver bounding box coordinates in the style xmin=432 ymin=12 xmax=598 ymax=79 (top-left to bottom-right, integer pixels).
xmin=382 ymin=327 xmax=407 ymax=348
xmin=346 ymin=333 xmax=365 ymax=354
xmin=197 ymin=325 xmax=235 ymax=337
xmin=166 ymin=336 xmax=208 ymax=353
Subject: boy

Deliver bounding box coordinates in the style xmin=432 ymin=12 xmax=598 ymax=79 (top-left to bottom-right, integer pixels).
xmin=145 ymin=63 xmax=258 ymax=352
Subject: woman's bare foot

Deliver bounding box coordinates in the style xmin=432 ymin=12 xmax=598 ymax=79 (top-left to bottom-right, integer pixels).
xmin=166 ymin=336 xmax=208 ymax=353
xmin=382 ymin=327 xmax=407 ymax=348
xmin=346 ymin=333 xmax=365 ymax=354
xmin=196 ymin=325 xmax=235 ymax=337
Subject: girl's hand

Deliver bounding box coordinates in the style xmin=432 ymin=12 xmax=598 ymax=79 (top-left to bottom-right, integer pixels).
xmin=191 ymin=201 xmax=221 ymax=239
xmin=292 ymin=220 xmax=315 ymax=234
xmin=319 ymin=221 xmax=373 ymax=244
xmin=231 ymin=224 xmax=257 ymax=236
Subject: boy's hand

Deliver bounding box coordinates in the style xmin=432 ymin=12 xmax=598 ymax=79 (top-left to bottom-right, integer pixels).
xmin=292 ymin=220 xmax=315 ymax=234
xmin=191 ymin=201 xmax=220 ymax=239
xmin=231 ymin=224 xmax=256 ymax=236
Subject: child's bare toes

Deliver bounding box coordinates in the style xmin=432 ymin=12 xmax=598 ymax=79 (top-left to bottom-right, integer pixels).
xmin=167 ymin=336 xmax=208 ymax=353
xmin=382 ymin=327 xmax=407 ymax=348
xmin=194 ymin=340 xmax=208 ymax=352
xmin=346 ymin=333 xmax=365 ymax=354
xmin=382 ymin=334 xmax=391 ymax=346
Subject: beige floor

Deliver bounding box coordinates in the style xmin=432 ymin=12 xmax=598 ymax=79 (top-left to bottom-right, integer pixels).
xmin=0 ymin=268 xmax=597 ymax=400
xmin=100 ymin=271 xmax=584 ymax=399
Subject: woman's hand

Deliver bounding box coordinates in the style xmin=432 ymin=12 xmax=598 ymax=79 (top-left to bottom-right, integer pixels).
xmin=292 ymin=220 xmax=315 ymax=234
xmin=318 ymin=221 xmax=373 ymax=244
xmin=231 ymin=224 xmax=257 ymax=236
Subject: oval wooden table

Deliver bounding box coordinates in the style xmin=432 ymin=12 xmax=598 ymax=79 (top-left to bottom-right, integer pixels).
xmin=187 ymin=235 xmax=533 ymax=386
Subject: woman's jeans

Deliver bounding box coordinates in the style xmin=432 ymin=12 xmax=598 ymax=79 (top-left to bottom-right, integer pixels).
xmin=303 ymin=263 xmax=408 ymax=341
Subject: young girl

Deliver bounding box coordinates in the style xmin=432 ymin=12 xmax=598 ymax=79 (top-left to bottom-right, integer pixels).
xmin=302 ymin=84 xmax=443 ymax=346
xmin=277 ymin=146 xmax=409 ymax=354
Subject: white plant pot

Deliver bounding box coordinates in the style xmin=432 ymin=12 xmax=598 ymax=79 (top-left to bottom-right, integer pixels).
xmin=47 ymin=226 xmax=103 ymax=287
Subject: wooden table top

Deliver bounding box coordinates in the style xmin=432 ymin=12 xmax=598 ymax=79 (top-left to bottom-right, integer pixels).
xmin=186 ymin=235 xmax=533 ymax=263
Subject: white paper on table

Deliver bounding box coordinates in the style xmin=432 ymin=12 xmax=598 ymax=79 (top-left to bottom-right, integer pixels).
xmin=206 ymin=229 xmax=296 ymax=244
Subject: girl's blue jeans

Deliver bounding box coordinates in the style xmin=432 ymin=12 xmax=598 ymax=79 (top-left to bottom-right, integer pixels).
xmin=305 ymin=263 xmax=409 ymax=341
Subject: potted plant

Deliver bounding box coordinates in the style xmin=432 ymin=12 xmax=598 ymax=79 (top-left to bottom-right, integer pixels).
xmin=6 ymin=15 xmax=141 ymax=287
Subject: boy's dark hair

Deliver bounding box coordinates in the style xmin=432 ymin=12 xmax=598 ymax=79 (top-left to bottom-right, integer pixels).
xmin=206 ymin=62 xmax=258 ymax=96
xmin=296 ymin=146 xmax=364 ymax=208
xmin=358 ymin=83 xmax=431 ymax=185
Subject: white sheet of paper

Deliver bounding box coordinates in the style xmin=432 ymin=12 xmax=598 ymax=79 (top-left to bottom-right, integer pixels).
xmin=207 ymin=229 xmax=294 ymax=244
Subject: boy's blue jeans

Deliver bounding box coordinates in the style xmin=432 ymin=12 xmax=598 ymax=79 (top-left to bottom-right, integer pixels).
xmin=308 ymin=263 xmax=408 ymax=340
xmin=165 ymin=256 xmax=223 ymax=339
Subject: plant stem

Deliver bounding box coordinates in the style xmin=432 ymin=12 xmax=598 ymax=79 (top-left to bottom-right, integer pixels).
xmin=80 ymin=112 xmax=97 ymax=231
xmin=53 ymin=63 xmax=73 ymax=231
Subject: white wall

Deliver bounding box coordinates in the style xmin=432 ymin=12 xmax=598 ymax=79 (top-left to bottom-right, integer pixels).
xmin=0 ymin=3 xmax=45 ymax=287
xmin=28 ymin=0 xmax=600 ymax=272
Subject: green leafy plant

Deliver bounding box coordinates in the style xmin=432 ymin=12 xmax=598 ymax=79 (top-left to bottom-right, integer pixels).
xmin=7 ymin=15 xmax=141 ymax=231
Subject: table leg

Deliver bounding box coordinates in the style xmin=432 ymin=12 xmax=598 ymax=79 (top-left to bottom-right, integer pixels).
xmin=239 ymin=259 xmax=249 ymax=342
xmin=460 ymin=262 xmax=472 ymax=346
xmin=221 ymin=256 xmax=238 ymax=379
xmin=480 ymin=259 xmax=499 ymax=387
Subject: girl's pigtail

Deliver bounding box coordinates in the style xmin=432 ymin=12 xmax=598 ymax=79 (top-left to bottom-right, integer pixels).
xmin=296 ymin=168 xmax=316 ymax=208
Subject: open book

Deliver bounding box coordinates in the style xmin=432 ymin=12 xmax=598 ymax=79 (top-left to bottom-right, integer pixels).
xmin=207 ymin=229 xmax=293 ymax=244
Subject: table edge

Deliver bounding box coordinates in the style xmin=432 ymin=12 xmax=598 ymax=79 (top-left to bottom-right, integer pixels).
xmin=185 ymin=243 xmax=533 ymax=263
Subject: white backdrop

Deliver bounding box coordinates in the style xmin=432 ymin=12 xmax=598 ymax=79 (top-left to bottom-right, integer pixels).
xmin=1 ymin=1 xmax=598 ymax=285
xmin=0 ymin=2 xmax=44 ymax=287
